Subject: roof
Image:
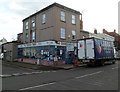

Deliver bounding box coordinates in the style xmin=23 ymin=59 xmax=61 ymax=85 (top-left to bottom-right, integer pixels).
xmin=17 ymin=33 xmax=23 ymax=36
xmin=18 ymin=33 xmax=23 ymax=35
xmin=0 ymin=38 xmax=7 ymax=42
xmin=80 ymin=30 xmax=89 ymax=33
xmin=2 ymin=41 xmax=19 ymax=45
xmin=23 ymin=3 xmax=81 ymax=21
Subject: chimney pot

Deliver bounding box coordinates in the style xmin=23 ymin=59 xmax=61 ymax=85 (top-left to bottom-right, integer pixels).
xmin=114 ymin=29 xmax=116 ymax=33
xmin=94 ymin=29 xmax=97 ymax=34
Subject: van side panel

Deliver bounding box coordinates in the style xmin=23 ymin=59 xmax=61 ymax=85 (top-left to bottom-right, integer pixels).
xmin=94 ymin=38 xmax=114 ymax=59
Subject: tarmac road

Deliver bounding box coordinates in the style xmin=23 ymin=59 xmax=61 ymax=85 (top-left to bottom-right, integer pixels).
xmin=2 ymin=60 xmax=119 ymax=91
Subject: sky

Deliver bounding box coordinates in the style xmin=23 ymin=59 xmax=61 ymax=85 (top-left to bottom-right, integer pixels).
xmin=0 ymin=0 xmax=119 ymax=42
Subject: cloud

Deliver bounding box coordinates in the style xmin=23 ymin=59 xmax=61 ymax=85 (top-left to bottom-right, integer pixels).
xmin=0 ymin=0 xmax=119 ymax=41
xmin=9 ymin=2 xmax=26 ymax=10
xmin=0 ymin=12 xmax=23 ymax=41
xmin=0 ymin=0 xmax=54 ymax=41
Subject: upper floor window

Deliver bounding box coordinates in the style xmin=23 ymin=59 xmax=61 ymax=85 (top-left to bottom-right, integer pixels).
xmin=25 ymin=22 xmax=28 ymax=30
xmin=60 ymin=28 xmax=66 ymax=39
xmin=32 ymin=18 xmax=35 ymax=27
xmin=60 ymin=11 xmax=65 ymax=22
xmin=83 ymin=35 xmax=85 ymax=39
xmin=32 ymin=31 xmax=35 ymax=41
xmin=72 ymin=30 xmax=76 ymax=40
xmin=42 ymin=14 xmax=46 ymax=24
xmin=25 ymin=33 xmax=28 ymax=39
xmin=72 ymin=15 xmax=76 ymax=24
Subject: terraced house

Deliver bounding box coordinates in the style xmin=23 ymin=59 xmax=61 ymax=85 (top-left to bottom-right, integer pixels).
xmin=17 ymin=3 xmax=84 ymax=65
xmin=22 ymin=3 xmax=83 ymax=43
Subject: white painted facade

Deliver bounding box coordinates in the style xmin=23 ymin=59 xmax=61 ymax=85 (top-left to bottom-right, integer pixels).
xmin=89 ymin=33 xmax=114 ymax=42
xmin=97 ymin=33 xmax=115 ymax=42
xmin=89 ymin=33 xmax=103 ymax=39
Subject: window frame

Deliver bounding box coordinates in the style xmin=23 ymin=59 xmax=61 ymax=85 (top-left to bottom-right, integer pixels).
xmin=42 ymin=13 xmax=46 ymax=24
xmin=60 ymin=11 xmax=66 ymax=22
xmin=60 ymin=28 xmax=66 ymax=39
xmin=25 ymin=33 xmax=28 ymax=39
xmin=32 ymin=31 xmax=35 ymax=41
xmin=83 ymin=35 xmax=85 ymax=39
xmin=31 ymin=18 xmax=35 ymax=27
xmin=25 ymin=22 xmax=28 ymax=30
xmin=72 ymin=14 xmax=76 ymax=24
xmin=72 ymin=30 xmax=76 ymax=40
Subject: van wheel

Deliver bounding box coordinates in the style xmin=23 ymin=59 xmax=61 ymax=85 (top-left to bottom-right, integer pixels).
xmin=112 ymin=61 xmax=115 ymax=64
xmin=100 ymin=61 xmax=105 ymax=66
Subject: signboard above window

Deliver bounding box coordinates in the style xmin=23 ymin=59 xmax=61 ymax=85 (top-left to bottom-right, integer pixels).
xmin=18 ymin=41 xmax=67 ymax=48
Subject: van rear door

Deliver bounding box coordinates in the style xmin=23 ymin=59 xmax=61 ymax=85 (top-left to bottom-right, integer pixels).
xmin=86 ymin=39 xmax=95 ymax=59
xmin=78 ymin=40 xmax=85 ymax=59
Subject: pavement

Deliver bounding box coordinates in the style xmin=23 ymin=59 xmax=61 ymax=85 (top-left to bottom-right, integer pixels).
xmin=2 ymin=60 xmax=79 ymax=71
xmin=1 ymin=60 xmax=86 ymax=78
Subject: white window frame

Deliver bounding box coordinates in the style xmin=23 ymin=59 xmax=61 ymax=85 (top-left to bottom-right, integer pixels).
xmin=72 ymin=15 xmax=76 ymax=24
xmin=32 ymin=18 xmax=35 ymax=27
xmin=32 ymin=31 xmax=35 ymax=41
xmin=42 ymin=14 xmax=46 ymax=24
xmin=60 ymin=11 xmax=66 ymax=22
xmin=60 ymin=28 xmax=66 ymax=39
xmin=72 ymin=30 xmax=76 ymax=40
xmin=25 ymin=22 xmax=28 ymax=30
xmin=83 ymin=35 xmax=85 ymax=39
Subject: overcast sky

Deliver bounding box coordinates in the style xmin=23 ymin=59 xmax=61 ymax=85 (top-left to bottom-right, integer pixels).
xmin=0 ymin=0 xmax=119 ymax=42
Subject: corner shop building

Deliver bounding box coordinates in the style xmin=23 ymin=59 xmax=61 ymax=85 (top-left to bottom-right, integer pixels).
xmin=18 ymin=41 xmax=67 ymax=66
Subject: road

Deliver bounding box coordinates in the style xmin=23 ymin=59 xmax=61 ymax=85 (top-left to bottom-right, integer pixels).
xmin=2 ymin=61 xmax=37 ymax=75
xmin=2 ymin=60 xmax=119 ymax=91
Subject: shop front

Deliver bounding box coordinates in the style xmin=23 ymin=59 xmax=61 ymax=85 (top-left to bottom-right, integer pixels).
xmin=17 ymin=41 xmax=66 ymax=66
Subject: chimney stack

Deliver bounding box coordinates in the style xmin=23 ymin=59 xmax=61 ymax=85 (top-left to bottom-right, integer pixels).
xmin=94 ymin=29 xmax=97 ymax=34
xmin=114 ymin=29 xmax=116 ymax=33
xmin=103 ymin=29 xmax=107 ymax=33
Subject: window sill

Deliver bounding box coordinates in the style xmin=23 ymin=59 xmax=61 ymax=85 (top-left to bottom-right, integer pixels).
xmin=60 ymin=38 xmax=66 ymax=40
xmin=72 ymin=23 xmax=76 ymax=25
xmin=72 ymin=39 xmax=76 ymax=41
xmin=42 ymin=23 xmax=46 ymax=25
xmin=32 ymin=27 xmax=36 ymax=28
xmin=60 ymin=20 xmax=66 ymax=23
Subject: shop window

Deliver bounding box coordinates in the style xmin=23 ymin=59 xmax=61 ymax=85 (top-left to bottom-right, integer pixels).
xmin=60 ymin=50 xmax=63 ymax=55
xmin=40 ymin=49 xmax=49 ymax=60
